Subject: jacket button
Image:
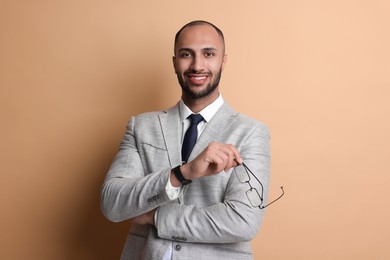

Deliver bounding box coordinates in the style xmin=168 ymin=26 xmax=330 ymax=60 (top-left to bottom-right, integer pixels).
xmin=174 ymin=244 xmax=182 ymax=251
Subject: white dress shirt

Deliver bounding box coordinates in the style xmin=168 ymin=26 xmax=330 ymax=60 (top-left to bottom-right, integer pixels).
xmin=161 ymin=93 xmax=224 ymax=260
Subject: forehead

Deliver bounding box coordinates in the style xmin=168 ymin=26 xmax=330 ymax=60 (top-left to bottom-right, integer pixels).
xmin=175 ymin=24 xmax=224 ymax=52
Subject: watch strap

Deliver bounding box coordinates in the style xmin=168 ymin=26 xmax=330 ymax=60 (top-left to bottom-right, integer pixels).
xmin=173 ymin=164 xmax=192 ymax=185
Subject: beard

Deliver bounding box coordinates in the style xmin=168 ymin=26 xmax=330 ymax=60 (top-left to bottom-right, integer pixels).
xmin=177 ymin=68 xmax=222 ymax=99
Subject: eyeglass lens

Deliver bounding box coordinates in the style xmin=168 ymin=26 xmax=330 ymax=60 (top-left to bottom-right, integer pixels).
xmin=234 ymin=164 xmax=250 ymax=183
xmin=247 ymin=188 xmax=262 ymax=207
xmin=234 ymin=163 xmax=284 ymax=209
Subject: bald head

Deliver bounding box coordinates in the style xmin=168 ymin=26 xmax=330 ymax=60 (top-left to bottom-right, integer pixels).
xmin=174 ymin=20 xmax=225 ymax=55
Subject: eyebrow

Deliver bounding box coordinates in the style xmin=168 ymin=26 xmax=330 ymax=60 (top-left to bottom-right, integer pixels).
xmin=203 ymin=47 xmax=218 ymax=52
xmin=177 ymin=48 xmax=193 ymax=53
xmin=177 ymin=47 xmax=219 ymax=53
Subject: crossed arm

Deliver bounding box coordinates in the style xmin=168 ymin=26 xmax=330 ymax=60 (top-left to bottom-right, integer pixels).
xmin=100 ymin=117 xmax=270 ymax=243
xmin=130 ymin=141 xmax=243 ymax=225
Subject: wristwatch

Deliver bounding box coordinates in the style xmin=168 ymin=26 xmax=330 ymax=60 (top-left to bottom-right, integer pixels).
xmin=173 ymin=164 xmax=192 ymax=186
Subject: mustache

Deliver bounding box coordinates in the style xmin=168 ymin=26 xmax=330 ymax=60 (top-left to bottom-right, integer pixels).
xmin=184 ymin=70 xmax=211 ymax=75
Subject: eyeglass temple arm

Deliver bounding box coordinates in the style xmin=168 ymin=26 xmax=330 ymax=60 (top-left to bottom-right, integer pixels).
xmin=241 ymin=162 xmax=284 ymax=209
xmin=241 ymin=162 xmax=264 ymax=190
xmin=260 ymin=186 xmax=285 ymax=209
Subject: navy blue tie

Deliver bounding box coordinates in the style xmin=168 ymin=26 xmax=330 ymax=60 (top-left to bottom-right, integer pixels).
xmin=181 ymin=114 xmax=204 ymax=162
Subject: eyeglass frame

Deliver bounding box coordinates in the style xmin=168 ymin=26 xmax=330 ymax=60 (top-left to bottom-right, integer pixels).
xmin=234 ymin=162 xmax=284 ymax=209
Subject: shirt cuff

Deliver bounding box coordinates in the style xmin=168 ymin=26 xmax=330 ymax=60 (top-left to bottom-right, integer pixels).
xmin=165 ymin=174 xmax=181 ymax=200
xmin=155 ymin=176 xmax=181 ymax=225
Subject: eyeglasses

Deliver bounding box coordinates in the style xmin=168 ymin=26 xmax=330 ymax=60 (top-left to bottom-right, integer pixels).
xmin=234 ymin=162 xmax=284 ymax=209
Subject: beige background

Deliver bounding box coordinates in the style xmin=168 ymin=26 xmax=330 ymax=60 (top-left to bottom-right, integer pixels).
xmin=1 ymin=0 xmax=389 ymax=259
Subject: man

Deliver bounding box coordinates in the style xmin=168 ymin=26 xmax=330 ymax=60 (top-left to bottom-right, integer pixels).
xmin=101 ymin=20 xmax=270 ymax=260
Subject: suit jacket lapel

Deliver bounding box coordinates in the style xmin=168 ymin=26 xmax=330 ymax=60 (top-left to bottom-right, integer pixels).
xmin=158 ymin=102 xmax=238 ymax=166
xmin=189 ymin=102 xmax=238 ymax=162
xmin=159 ymin=103 xmax=182 ymax=168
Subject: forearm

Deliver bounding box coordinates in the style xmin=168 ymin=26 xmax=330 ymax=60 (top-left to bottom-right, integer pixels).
xmin=157 ymin=123 xmax=270 ymax=243
xmin=100 ymin=169 xmax=173 ymax=222
xmin=100 ymin=117 xmax=177 ymax=222
xmin=156 ymin=194 xmax=263 ymax=243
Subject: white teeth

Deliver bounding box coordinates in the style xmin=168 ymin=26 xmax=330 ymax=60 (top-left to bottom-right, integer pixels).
xmin=192 ymin=76 xmax=206 ymax=80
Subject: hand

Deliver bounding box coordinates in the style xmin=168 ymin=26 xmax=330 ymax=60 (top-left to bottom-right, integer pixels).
xmin=181 ymin=142 xmax=242 ymax=180
xmin=130 ymin=209 xmax=156 ymax=226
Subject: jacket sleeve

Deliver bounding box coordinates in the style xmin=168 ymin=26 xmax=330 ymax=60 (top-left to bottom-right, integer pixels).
xmin=155 ymin=123 xmax=271 ymax=243
xmin=100 ymin=116 xmax=174 ymax=222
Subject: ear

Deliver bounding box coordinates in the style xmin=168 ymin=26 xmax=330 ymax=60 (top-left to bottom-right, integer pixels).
xmin=172 ymin=56 xmax=178 ymax=74
xmin=221 ymin=54 xmax=228 ymax=71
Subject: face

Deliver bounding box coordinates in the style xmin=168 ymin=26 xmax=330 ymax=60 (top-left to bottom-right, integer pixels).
xmin=173 ymin=24 xmax=227 ymax=101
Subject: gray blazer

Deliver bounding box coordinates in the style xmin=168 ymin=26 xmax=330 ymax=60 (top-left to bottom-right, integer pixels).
xmin=101 ymin=102 xmax=270 ymax=260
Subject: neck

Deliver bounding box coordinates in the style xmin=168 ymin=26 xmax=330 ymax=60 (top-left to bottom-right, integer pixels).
xmin=182 ymin=91 xmax=219 ymax=113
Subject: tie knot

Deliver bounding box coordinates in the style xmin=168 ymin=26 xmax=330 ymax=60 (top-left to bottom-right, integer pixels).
xmin=188 ymin=114 xmax=204 ymax=125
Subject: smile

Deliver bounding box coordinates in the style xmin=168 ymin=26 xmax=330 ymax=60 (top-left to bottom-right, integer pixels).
xmin=186 ymin=74 xmax=209 ymax=85
xmin=190 ymin=76 xmax=207 ymax=80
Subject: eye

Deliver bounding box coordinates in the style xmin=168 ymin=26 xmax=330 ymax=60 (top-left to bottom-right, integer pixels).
xmin=179 ymin=51 xmax=191 ymax=58
xmin=205 ymin=51 xmax=215 ymax=57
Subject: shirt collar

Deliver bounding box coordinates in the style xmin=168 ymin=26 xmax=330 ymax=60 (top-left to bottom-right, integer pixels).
xmin=179 ymin=93 xmax=224 ymax=123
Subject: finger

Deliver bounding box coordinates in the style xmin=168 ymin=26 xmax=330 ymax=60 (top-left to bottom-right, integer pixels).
xmin=211 ymin=151 xmax=230 ymax=173
xmin=204 ymin=148 xmax=231 ymax=175
xmin=229 ymin=145 xmax=242 ymax=164
xmin=223 ymin=151 xmax=236 ymax=171
xmin=201 ymin=142 xmax=242 ymax=175
xmin=217 ymin=149 xmax=237 ymax=172
xmin=218 ymin=144 xmax=241 ymax=170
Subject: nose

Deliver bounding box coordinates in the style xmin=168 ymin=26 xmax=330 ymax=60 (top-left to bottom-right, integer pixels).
xmin=190 ymin=55 xmax=205 ymax=72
